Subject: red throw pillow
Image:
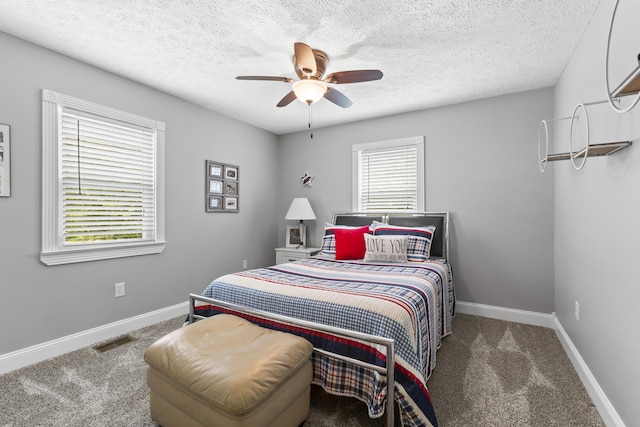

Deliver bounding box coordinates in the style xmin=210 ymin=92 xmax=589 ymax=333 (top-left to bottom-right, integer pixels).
xmin=334 ymin=226 xmax=370 ymax=260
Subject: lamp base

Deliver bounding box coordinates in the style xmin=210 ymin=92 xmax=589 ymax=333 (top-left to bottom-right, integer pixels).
xmin=298 ymin=221 xmax=307 ymax=249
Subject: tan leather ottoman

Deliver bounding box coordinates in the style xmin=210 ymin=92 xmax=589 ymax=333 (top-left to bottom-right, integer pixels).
xmin=144 ymin=314 xmax=313 ymax=427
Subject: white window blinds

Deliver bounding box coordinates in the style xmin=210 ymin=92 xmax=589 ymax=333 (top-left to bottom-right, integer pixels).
xmin=41 ymin=89 xmax=165 ymax=266
xmin=60 ymin=111 xmax=155 ymax=244
xmin=353 ymin=136 xmax=424 ymax=212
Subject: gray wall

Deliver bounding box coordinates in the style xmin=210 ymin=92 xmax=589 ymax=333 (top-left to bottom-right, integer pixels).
xmin=0 ymin=32 xmax=280 ymax=354
xmin=554 ymin=1 xmax=640 ymax=424
xmin=278 ymin=88 xmax=556 ymax=313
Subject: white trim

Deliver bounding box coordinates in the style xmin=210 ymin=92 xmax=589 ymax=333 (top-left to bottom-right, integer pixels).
xmin=40 ymin=89 xmax=166 ymax=265
xmin=0 ymin=301 xmax=188 ymax=375
xmin=40 ymin=240 xmax=167 ymax=266
xmin=553 ymin=317 xmax=626 ymax=427
xmin=455 ymin=300 xmax=555 ymax=328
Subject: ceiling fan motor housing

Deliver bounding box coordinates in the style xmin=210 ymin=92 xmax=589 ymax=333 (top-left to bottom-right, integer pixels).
xmin=294 ymin=49 xmax=329 ymax=79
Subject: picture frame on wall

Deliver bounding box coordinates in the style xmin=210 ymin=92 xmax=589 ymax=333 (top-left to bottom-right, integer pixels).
xmin=206 ymin=160 xmax=239 ymax=212
xmin=225 ymin=165 xmax=238 ymax=181
xmin=224 ymin=196 xmax=238 ymax=211
xmin=225 ymin=181 xmax=238 ymax=196
xmin=209 ymin=179 xmax=223 ymax=194
xmin=286 ymin=225 xmax=301 ymax=248
xmin=0 ymin=123 xmax=11 ymax=197
xmin=209 ymin=163 xmax=223 ymax=178
xmin=208 ymin=195 xmax=222 ymax=211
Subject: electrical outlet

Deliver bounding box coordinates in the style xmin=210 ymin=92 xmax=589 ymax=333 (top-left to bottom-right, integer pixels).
xmin=574 ymin=301 xmax=580 ymax=320
xmin=115 ymin=282 xmax=125 ymax=298
xmin=242 ymin=259 xmax=248 ymax=269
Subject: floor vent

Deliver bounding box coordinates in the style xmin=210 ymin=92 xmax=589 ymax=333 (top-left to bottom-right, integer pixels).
xmin=93 ymin=335 xmax=136 ymax=353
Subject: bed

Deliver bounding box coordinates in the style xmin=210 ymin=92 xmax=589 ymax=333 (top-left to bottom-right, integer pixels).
xmin=189 ymin=212 xmax=455 ymax=427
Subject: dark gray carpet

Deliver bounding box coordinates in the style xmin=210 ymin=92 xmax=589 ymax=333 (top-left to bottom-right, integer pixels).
xmin=0 ymin=314 xmax=605 ymax=426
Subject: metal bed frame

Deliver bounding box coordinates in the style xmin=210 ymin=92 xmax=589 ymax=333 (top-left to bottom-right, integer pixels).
xmin=188 ymin=293 xmax=397 ymax=426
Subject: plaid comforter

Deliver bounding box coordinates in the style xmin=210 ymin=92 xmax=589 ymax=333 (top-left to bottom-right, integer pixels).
xmin=194 ymin=255 xmax=455 ymax=427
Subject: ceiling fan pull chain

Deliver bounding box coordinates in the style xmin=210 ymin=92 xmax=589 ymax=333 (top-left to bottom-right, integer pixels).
xmin=308 ymin=104 xmax=314 ymax=139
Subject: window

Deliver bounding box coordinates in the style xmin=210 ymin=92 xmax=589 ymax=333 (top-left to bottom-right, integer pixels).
xmin=352 ymin=136 xmax=424 ymax=212
xmin=41 ymin=89 xmax=165 ymax=265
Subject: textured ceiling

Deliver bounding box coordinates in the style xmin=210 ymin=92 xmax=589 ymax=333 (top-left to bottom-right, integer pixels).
xmin=0 ymin=0 xmax=601 ymax=135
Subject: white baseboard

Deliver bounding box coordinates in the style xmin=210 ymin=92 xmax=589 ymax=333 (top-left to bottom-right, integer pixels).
xmin=553 ymin=317 xmax=625 ymax=427
xmin=456 ymin=300 xmax=623 ymax=427
xmin=0 ymin=301 xmax=188 ymax=375
xmin=455 ymin=300 xmax=555 ymax=328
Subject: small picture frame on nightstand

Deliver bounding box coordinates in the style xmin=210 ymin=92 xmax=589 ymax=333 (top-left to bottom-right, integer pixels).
xmin=286 ymin=225 xmax=301 ymax=248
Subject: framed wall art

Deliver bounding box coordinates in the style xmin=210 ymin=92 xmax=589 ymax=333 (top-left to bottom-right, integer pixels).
xmin=208 ymin=162 xmax=223 ymax=178
xmin=208 ymin=195 xmax=222 ymax=211
xmin=206 ymin=160 xmax=239 ymax=212
xmin=209 ymin=179 xmax=223 ymax=194
xmin=0 ymin=123 xmax=11 ymax=197
xmin=224 ymin=196 xmax=238 ymax=211
xmin=225 ymin=180 xmax=238 ymax=196
xmin=224 ymin=165 xmax=238 ymax=180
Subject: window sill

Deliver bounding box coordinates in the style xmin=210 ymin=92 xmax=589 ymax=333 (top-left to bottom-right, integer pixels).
xmin=40 ymin=241 xmax=166 ymax=266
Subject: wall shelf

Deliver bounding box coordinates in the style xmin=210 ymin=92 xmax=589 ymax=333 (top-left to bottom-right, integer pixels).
xmin=611 ymin=64 xmax=640 ymax=98
xmin=538 ymin=0 xmax=636 ymax=172
xmin=538 ymin=102 xmax=633 ymax=172
xmin=543 ymin=141 xmax=632 ymax=164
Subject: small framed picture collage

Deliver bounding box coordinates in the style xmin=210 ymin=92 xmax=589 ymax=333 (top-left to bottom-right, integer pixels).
xmin=205 ymin=160 xmax=239 ymax=213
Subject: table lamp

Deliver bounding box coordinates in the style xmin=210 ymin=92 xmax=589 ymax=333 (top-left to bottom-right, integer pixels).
xmin=285 ymin=198 xmax=316 ymax=248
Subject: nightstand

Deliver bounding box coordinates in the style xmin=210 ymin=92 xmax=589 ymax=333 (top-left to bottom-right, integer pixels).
xmin=275 ymin=247 xmax=320 ymax=264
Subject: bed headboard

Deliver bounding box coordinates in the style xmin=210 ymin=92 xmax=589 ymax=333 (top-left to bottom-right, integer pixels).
xmin=332 ymin=211 xmax=450 ymax=259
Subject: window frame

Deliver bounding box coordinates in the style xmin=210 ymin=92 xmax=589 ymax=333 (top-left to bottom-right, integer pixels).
xmin=352 ymin=136 xmax=425 ymax=212
xmin=41 ymin=89 xmax=166 ymax=266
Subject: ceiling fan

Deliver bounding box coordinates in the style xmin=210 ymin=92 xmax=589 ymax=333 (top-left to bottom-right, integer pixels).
xmin=236 ymin=42 xmax=383 ymax=108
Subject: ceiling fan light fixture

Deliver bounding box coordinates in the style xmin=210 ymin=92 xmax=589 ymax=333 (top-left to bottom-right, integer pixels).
xmin=236 ymin=43 xmax=381 ymax=109
xmin=292 ymin=79 xmax=327 ymax=104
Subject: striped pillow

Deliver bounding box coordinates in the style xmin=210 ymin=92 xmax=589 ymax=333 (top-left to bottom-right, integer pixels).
xmin=320 ymin=223 xmax=373 ymax=255
xmin=319 ymin=234 xmax=337 ymax=255
xmin=372 ymin=222 xmax=436 ymax=262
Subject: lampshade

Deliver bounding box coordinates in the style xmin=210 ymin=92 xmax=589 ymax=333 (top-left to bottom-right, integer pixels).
xmin=285 ymin=198 xmax=316 ymax=220
xmin=292 ymin=79 xmax=327 ymax=104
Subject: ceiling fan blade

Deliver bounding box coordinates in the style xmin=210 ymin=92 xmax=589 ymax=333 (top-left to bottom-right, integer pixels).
xmin=277 ymin=91 xmax=298 ymax=107
xmin=325 ymin=69 xmax=383 ymax=84
xmin=236 ymin=76 xmax=293 ymax=82
xmin=294 ymin=42 xmax=317 ymax=76
xmin=323 ymin=87 xmax=353 ymax=108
